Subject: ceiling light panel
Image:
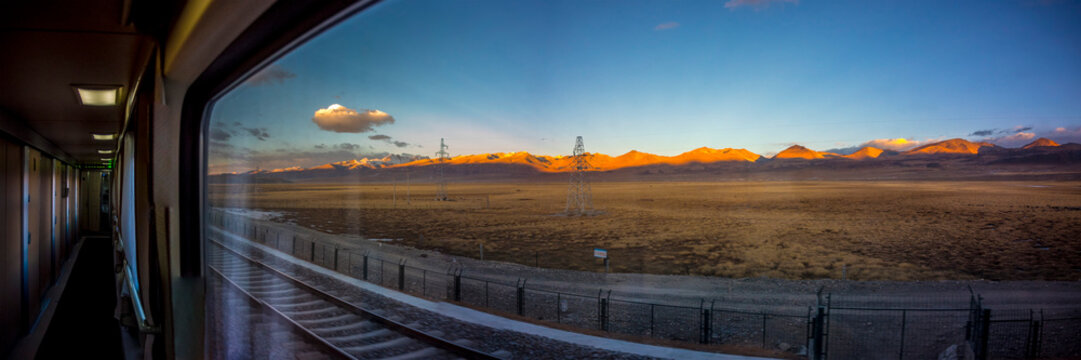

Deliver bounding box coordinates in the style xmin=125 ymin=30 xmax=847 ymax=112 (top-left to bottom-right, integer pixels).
xmin=74 ymin=86 xmax=121 ymax=106
xmin=92 ymin=133 xmax=116 ymax=141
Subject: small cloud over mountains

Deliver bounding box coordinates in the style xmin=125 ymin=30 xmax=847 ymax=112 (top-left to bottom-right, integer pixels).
xmin=1000 ymin=132 xmax=1036 ymax=143
xmin=724 ymin=0 xmax=799 ymax=10
xmin=209 ymin=128 xmax=232 ymax=141
xmin=369 ymin=134 xmax=411 ymax=148
xmin=245 ymin=127 xmax=270 ymax=141
xmin=1048 ymin=126 xmax=1081 ymax=144
xmin=861 ymin=138 xmax=928 ymax=151
xmin=335 ymin=143 xmax=360 ymax=150
xmin=208 ymin=122 xmax=270 ymax=143
xmin=973 ymin=125 xmax=1040 ymax=146
xmin=312 ymin=104 xmax=395 ymax=133
xmin=654 ymin=22 xmax=680 ymax=31
xmin=825 ymin=138 xmax=933 ymax=155
xmin=245 ymin=65 xmax=296 ymax=86
xmin=971 ymin=126 xmax=1033 ymax=138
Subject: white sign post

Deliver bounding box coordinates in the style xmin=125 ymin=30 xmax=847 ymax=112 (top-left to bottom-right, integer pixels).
xmin=594 ymin=248 xmax=609 ymax=273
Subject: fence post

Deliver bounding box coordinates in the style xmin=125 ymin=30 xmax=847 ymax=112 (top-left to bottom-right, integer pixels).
xmin=1028 ymin=318 xmax=1041 ymax=358
xmin=701 ymin=300 xmax=712 ymax=344
xmin=362 ymin=252 xmax=369 ymax=280
xmin=453 ymin=270 xmax=462 ymax=302
xmin=811 ymin=305 xmax=826 ymax=360
xmin=762 ymin=312 xmax=768 ymax=348
xmin=398 ymin=259 xmax=406 ymax=291
xmin=810 ymin=289 xmax=829 ymax=360
xmin=899 ymin=309 xmax=907 ymax=360
xmin=556 ymin=293 xmax=561 ymax=323
xmin=422 ymin=269 xmax=427 ymax=297
xmin=968 ymin=288 xmax=987 ymax=360
xmin=978 ymin=309 xmax=991 ymax=360
xmin=806 ymin=307 xmax=813 ymax=356
xmin=599 ymin=298 xmax=608 ymax=331
xmin=516 ymin=279 xmax=526 ymax=316
xmin=597 ymin=289 xmax=610 ymax=332
xmin=650 ymin=304 xmax=655 ymax=337
xmin=334 ymin=248 xmax=339 ymax=272
xmin=309 ymin=241 xmax=315 ymax=262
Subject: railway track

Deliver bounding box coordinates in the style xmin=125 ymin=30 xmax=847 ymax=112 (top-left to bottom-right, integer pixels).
xmin=207 ymin=240 xmax=499 ymax=360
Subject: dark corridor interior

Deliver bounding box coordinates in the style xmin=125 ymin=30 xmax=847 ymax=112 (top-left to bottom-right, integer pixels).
xmin=36 ymin=237 xmax=123 ymax=359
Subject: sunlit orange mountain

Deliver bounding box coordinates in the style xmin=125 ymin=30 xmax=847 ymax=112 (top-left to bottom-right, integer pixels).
xmin=843 ymin=147 xmax=885 ymax=160
xmin=222 ymin=139 xmax=1081 ymax=181
xmin=1023 ymin=138 xmax=1059 ymax=149
xmin=672 ymin=147 xmax=762 ymax=164
xmin=904 ymin=138 xmax=996 ymax=155
xmin=773 ymin=145 xmax=841 ymax=160
xmin=367 ymin=147 xmax=762 ymax=173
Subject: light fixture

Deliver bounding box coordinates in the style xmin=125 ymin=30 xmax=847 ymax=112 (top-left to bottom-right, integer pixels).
xmin=92 ymin=133 xmax=116 ymax=141
xmin=101 ymin=158 xmax=112 ymax=161
xmin=73 ymin=85 xmax=122 ymax=106
xmin=97 ymin=149 xmax=114 ymax=154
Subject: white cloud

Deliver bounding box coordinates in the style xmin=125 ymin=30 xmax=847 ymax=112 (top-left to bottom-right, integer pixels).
xmin=311 ymin=104 xmax=395 ymax=133
xmin=978 ymin=131 xmax=1038 ymax=147
xmin=725 ymin=0 xmax=799 ymax=10
xmin=654 ymin=22 xmax=680 ymax=31
xmin=1001 ymin=132 xmax=1036 ymax=142
xmin=1048 ymin=126 xmax=1081 ymax=144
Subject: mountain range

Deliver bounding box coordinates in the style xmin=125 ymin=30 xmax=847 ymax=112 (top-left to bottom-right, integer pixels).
xmin=212 ymin=138 xmax=1081 ymax=182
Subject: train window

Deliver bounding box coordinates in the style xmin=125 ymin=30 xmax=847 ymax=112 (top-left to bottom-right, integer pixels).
xmin=120 ymin=135 xmax=138 ymax=290
xmin=204 ymin=1 xmax=1081 ymax=358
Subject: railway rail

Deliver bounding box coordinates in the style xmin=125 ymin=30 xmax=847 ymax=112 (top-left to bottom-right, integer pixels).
xmin=207 ymin=239 xmax=499 ymax=360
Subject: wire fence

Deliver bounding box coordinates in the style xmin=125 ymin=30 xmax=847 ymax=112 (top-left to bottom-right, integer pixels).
xmin=210 ymin=210 xmax=1081 ymax=359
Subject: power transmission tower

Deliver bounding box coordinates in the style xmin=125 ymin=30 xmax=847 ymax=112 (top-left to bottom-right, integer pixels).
xmin=435 ymin=138 xmax=449 ymax=201
xmin=565 ymin=136 xmax=593 ymax=215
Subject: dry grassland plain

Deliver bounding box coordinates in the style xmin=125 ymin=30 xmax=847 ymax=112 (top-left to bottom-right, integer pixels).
xmin=209 ymin=181 xmax=1081 ymax=281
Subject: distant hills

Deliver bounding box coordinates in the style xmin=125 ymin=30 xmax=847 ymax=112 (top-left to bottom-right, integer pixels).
xmin=211 ymin=138 xmax=1081 ymax=183
xmin=1023 ymin=138 xmax=1059 ymax=149
xmin=774 ymin=145 xmax=841 ymax=160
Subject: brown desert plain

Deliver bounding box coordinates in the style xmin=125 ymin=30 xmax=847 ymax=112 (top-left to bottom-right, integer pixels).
xmin=208 ymin=181 xmax=1081 ymax=281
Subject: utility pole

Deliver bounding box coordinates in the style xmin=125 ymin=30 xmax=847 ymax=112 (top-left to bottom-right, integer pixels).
xmin=565 ymin=136 xmax=593 ymax=215
xmin=435 ymin=138 xmax=449 ymax=201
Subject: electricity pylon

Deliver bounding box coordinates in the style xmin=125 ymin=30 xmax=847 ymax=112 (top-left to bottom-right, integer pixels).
xmin=565 ymin=136 xmax=593 ymax=215
xmin=435 ymin=138 xmax=449 ymax=201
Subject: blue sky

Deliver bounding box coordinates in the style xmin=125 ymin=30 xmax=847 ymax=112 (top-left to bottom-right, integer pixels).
xmin=208 ymin=0 xmax=1081 ymax=173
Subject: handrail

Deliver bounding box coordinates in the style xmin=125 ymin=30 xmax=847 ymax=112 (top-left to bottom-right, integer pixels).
xmin=115 ymin=231 xmax=160 ymax=334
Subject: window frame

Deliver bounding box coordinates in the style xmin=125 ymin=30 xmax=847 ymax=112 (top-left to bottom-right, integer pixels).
xmin=178 ymin=0 xmax=382 ymax=277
